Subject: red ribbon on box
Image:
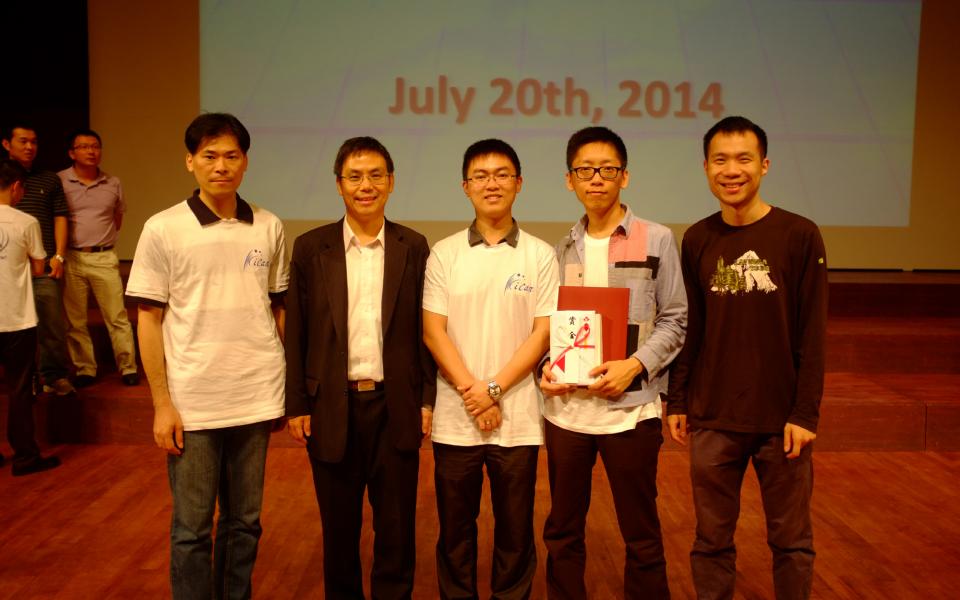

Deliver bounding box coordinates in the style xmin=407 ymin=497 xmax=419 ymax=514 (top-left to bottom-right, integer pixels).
xmin=550 ymin=322 xmax=596 ymax=373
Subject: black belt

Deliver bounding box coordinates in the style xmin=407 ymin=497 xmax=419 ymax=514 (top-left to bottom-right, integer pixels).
xmin=348 ymin=379 xmax=383 ymax=392
xmin=73 ymin=245 xmax=114 ymax=253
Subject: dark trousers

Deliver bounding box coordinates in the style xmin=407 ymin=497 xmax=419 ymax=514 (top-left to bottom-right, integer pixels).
xmin=1 ymin=327 xmax=41 ymax=465
xmin=689 ymin=429 xmax=815 ymax=600
xmin=433 ymin=442 xmax=539 ymax=600
xmin=543 ymin=418 xmax=669 ymax=600
xmin=310 ymin=389 xmax=419 ymax=600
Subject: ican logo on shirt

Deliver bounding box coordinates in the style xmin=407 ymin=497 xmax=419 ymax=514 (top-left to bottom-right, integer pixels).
xmin=504 ymin=272 xmax=534 ymax=295
xmin=243 ymin=249 xmax=271 ymax=271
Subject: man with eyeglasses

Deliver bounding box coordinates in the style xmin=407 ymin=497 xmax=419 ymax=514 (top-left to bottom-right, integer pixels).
xmin=58 ymin=129 xmax=139 ymax=388
xmin=2 ymin=121 xmax=75 ymax=396
xmin=285 ymin=136 xmax=436 ymax=599
xmin=423 ymin=138 xmax=559 ymax=599
xmin=539 ymin=126 xmax=687 ymax=598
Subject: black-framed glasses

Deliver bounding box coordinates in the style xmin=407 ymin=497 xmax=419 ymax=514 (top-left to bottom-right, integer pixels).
xmin=570 ymin=166 xmax=624 ymax=181
xmin=340 ymin=172 xmax=388 ymax=186
xmin=467 ymin=173 xmax=517 ymax=186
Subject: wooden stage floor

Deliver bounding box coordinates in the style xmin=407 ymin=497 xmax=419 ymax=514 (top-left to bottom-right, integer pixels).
xmin=1 ymin=443 xmax=958 ymax=599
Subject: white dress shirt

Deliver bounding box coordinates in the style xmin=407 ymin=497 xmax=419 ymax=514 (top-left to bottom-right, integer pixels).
xmin=343 ymin=219 xmax=385 ymax=381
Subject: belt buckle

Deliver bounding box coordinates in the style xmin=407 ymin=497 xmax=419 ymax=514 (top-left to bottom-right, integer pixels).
xmin=357 ymin=379 xmax=376 ymax=392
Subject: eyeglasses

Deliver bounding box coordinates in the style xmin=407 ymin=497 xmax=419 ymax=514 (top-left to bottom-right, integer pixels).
xmin=466 ymin=173 xmax=517 ymax=186
xmin=72 ymin=144 xmax=102 ymax=151
xmin=340 ymin=172 xmax=388 ymax=186
xmin=570 ymin=166 xmax=624 ymax=181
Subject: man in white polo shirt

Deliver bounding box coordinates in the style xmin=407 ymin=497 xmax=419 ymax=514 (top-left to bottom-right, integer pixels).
xmin=540 ymin=126 xmax=687 ymax=599
xmin=58 ymin=128 xmax=139 ymax=388
xmin=423 ymin=138 xmax=559 ymax=600
xmin=126 ymin=113 xmax=288 ymax=600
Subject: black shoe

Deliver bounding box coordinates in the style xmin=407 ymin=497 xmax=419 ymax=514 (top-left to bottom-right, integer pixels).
xmin=74 ymin=374 xmax=97 ymax=388
xmin=12 ymin=455 xmax=61 ymax=477
xmin=122 ymin=373 xmax=140 ymax=386
xmin=0 ymin=453 xmax=5 ymax=468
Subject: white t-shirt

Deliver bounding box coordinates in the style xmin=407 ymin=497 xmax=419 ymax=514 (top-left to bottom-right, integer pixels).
xmin=544 ymin=233 xmax=661 ymax=435
xmin=126 ymin=197 xmax=289 ymax=430
xmin=0 ymin=205 xmax=45 ymax=332
xmin=424 ymin=228 xmax=559 ymax=447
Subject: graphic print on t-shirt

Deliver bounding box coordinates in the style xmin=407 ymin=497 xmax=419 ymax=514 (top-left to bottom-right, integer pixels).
xmin=709 ymin=251 xmax=777 ymax=295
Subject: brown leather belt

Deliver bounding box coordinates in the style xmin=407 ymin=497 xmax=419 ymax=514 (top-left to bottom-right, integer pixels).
xmin=73 ymin=245 xmax=114 ymax=253
xmin=348 ymin=379 xmax=383 ymax=392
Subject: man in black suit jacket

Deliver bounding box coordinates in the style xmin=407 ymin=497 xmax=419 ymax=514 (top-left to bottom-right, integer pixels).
xmin=285 ymin=137 xmax=436 ymax=600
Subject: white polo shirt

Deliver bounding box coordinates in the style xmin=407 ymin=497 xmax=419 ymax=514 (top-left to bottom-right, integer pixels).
xmin=126 ymin=193 xmax=288 ymax=430
xmin=0 ymin=205 xmax=46 ymax=332
xmin=424 ymin=225 xmax=559 ymax=447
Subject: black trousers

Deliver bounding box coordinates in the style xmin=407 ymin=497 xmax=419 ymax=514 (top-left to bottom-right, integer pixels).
xmin=309 ymin=389 xmax=420 ymax=600
xmin=689 ymin=429 xmax=815 ymax=600
xmin=433 ymin=442 xmax=539 ymax=600
xmin=1 ymin=327 xmax=41 ymax=465
xmin=543 ymin=418 xmax=669 ymax=599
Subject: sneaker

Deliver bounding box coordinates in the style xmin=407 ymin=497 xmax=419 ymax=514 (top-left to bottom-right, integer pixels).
xmin=42 ymin=378 xmax=76 ymax=396
xmin=74 ymin=374 xmax=97 ymax=388
xmin=122 ymin=373 xmax=140 ymax=386
xmin=12 ymin=455 xmax=61 ymax=476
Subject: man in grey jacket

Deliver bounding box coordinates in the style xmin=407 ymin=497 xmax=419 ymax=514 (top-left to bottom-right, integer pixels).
xmin=540 ymin=126 xmax=687 ymax=599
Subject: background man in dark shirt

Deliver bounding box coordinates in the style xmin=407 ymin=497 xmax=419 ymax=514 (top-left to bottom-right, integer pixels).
xmin=2 ymin=122 xmax=74 ymax=396
xmin=667 ymin=116 xmax=828 ymax=600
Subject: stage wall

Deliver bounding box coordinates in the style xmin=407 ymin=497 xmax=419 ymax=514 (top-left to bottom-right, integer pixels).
xmin=89 ymin=0 xmax=960 ymax=270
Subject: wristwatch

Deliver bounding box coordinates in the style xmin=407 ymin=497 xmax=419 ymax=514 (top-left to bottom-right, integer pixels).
xmin=487 ymin=380 xmax=502 ymax=402
xmin=53 ymin=254 xmax=65 ymax=264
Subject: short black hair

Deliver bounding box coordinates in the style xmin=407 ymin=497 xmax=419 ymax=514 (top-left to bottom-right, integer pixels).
xmin=461 ymin=139 xmax=521 ymax=180
xmin=703 ymin=116 xmax=768 ymax=159
xmin=184 ymin=113 xmax=250 ymax=155
xmin=67 ymin=128 xmax=102 ymax=149
xmin=0 ymin=159 xmax=27 ymax=190
xmin=333 ymin=137 xmax=394 ymax=177
xmin=565 ymin=126 xmax=628 ymax=170
xmin=2 ymin=120 xmax=38 ymax=142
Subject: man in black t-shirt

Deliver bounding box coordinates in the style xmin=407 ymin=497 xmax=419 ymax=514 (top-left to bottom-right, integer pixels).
xmin=667 ymin=116 xmax=828 ymax=600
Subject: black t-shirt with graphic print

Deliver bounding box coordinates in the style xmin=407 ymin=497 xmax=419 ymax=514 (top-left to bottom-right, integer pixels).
xmin=667 ymin=206 xmax=828 ymax=434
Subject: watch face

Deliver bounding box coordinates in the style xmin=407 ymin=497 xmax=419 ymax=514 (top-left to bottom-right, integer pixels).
xmin=488 ymin=381 xmax=502 ymax=398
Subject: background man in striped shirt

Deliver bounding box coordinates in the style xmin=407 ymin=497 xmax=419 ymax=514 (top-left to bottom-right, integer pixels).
xmin=2 ymin=121 xmax=74 ymax=396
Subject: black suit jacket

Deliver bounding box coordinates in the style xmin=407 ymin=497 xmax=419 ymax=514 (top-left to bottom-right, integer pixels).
xmin=285 ymin=218 xmax=436 ymax=462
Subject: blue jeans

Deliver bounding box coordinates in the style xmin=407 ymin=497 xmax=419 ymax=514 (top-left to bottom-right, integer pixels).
xmin=32 ymin=276 xmax=70 ymax=382
xmin=167 ymin=420 xmax=272 ymax=600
